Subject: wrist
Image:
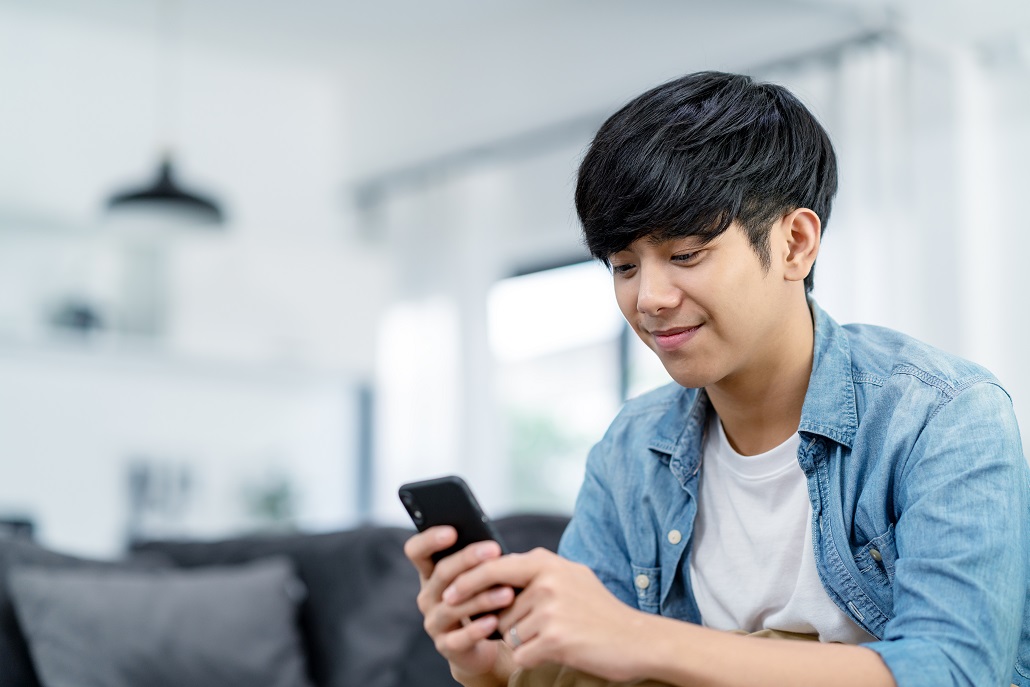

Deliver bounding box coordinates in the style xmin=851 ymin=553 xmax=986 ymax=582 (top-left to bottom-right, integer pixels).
xmin=607 ymin=608 xmax=680 ymax=681
xmin=630 ymin=614 xmax=703 ymax=683
xmin=453 ymin=647 xmax=515 ymax=687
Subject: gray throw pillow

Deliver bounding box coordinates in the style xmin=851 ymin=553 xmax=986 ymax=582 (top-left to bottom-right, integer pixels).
xmin=0 ymin=536 xmax=171 ymax=687
xmin=8 ymin=557 xmax=314 ymax=687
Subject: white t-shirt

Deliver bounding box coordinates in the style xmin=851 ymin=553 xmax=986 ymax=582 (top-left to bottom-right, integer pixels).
xmin=688 ymin=414 xmax=875 ymax=644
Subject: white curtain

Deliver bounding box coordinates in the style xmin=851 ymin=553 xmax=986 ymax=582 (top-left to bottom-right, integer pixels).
xmin=763 ymin=34 xmax=1030 ymax=456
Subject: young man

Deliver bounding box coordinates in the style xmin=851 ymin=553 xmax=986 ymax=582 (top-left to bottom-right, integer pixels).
xmin=404 ymin=72 xmax=1030 ymax=687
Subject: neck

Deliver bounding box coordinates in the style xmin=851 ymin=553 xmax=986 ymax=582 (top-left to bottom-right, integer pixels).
xmin=705 ymin=298 xmax=814 ymax=456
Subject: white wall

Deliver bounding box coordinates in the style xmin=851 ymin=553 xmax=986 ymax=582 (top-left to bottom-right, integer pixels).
xmin=0 ymin=5 xmax=390 ymax=372
xmin=0 ymin=345 xmax=357 ymax=557
xmin=0 ymin=5 xmax=388 ymax=554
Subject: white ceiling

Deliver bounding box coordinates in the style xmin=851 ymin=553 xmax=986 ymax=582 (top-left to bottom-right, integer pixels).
xmin=5 ymin=0 xmax=1029 ymax=178
xmin=13 ymin=0 xmax=1028 ymax=61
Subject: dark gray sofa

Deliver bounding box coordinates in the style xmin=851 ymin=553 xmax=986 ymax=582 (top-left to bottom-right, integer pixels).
xmin=0 ymin=514 xmax=569 ymax=687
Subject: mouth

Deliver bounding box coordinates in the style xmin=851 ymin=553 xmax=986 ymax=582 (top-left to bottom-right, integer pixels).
xmin=650 ymin=324 xmax=702 ymax=351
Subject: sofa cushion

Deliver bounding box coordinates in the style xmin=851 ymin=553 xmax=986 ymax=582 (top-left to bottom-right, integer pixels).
xmin=8 ymin=557 xmax=313 ymax=687
xmin=133 ymin=514 xmax=570 ymax=687
xmin=0 ymin=537 xmax=170 ymax=687
xmin=132 ymin=526 xmax=423 ymax=687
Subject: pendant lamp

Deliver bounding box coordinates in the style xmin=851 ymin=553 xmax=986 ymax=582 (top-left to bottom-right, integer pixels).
xmin=105 ymin=0 xmax=224 ymax=228
xmin=107 ymin=154 xmax=223 ymax=226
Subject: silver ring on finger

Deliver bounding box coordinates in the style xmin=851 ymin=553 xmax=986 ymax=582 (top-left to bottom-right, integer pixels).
xmin=509 ymin=624 xmax=522 ymax=648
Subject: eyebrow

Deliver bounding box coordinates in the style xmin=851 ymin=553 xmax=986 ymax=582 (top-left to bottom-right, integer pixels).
xmin=644 ymin=233 xmax=714 ymax=249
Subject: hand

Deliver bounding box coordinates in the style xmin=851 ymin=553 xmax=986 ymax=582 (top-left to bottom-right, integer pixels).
xmin=442 ymin=548 xmax=651 ymax=682
xmin=403 ymin=527 xmax=516 ymax=685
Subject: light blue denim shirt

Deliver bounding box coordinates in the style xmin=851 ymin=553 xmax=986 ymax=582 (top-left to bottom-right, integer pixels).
xmin=559 ymin=300 xmax=1030 ymax=687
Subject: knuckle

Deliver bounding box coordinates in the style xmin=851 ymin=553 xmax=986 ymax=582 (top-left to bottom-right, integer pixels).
xmin=402 ymin=536 xmax=418 ymax=559
xmin=435 ymin=552 xmax=462 ymax=578
xmin=404 ymin=532 xmax=431 ymax=558
xmin=538 ymin=628 xmax=565 ymax=658
xmin=536 ymin=576 xmax=558 ymax=597
xmin=423 ymin=606 xmax=445 ymax=636
xmin=416 ymin=590 xmax=431 ymax=614
xmin=435 ymin=633 xmax=460 ymax=656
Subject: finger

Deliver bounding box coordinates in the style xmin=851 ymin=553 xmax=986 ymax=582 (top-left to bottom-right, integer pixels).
xmin=433 ymin=614 xmax=500 ymax=657
xmin=417 ymin=540 xmax=505 ymax=618
xmin=425 ymin=585 xmax=516 ymax=637
xmin=403 ymin=526 xmax=457 ymax=580
xmin=443 ymin=549 xmax=549 ymax=604
xmin=500 ymin=608 xmax=540 ymax=657
xmin=427 ymin=539 xmax=503 ymax=599
xmin=495 ymin=585 xmax=536 ymax=647
xmin=498 ymin=602 xmax=552 ymax=670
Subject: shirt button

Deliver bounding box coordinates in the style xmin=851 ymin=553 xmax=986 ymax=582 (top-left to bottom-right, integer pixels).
xmin=634 ymin=574 xmax=650 ymax=590
xmin=667 ymin=529 xmax=682 ymax=545
xmin=869 ymin=548 xmax=883 ymax=562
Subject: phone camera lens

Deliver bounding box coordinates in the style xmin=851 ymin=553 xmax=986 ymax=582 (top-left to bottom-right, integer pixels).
xmin=412 ymin=509 xmax=423 ymax=522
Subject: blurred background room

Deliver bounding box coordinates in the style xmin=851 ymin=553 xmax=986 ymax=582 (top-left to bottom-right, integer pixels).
xmin=1 ymin=0 xmax=1028 ymax=558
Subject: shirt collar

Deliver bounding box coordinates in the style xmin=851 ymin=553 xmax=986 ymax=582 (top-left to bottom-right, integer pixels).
xmin=647 ymin=298 xmax=858 ymax=463
xmin=798 ymin=298 xmax=858 ymax=449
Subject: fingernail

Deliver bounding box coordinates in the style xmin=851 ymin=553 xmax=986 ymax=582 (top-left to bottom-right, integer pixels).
xmin=476 ymin=542 xmax=495 ymax=559
xmin=442 ymin=586 xmax=457 ymax=603
xmin=436 ymin=529 xmax=451 ymax=543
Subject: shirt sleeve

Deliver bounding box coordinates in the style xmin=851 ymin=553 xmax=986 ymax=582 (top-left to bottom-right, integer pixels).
xmin=557 ymin=437 xmax=638 ymax=610
xmin=863 ymin=380 xmax=1030 ymax=687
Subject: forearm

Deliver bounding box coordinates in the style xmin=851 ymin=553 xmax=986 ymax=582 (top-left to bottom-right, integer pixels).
xmin=635 ymin=615 xmax=896 ymax=687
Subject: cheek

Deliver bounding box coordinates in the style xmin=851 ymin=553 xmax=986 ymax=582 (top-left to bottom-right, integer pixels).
xmin=614 ymin=283 xmax=637 ymax=320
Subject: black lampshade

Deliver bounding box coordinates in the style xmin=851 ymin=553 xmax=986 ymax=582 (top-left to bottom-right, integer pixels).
xmin=107 ymin=156 xmax=224 ymax=226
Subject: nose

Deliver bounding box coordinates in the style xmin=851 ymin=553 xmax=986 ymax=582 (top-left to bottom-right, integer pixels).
xmin=636 ymin=263 xmax=680 ymax=315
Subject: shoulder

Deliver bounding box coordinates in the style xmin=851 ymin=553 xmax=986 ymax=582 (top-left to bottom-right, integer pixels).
xmin=833 ymin=323 xmax=1021 ymax=464
xmin=842 ymin=323 xmax=1008 ymax=404
xmin=806 ymin=303 xmax=1016 ymax=448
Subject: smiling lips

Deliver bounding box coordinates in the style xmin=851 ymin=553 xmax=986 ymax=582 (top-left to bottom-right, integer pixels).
xmin=650 ymin=324 xmax=702 ymax=351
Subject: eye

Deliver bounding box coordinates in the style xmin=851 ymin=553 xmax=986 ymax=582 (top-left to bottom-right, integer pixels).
xmin=672 ymin=251 xmax=700 ymax=264
xmin=611 ymin=262 xmax=636 ymax=276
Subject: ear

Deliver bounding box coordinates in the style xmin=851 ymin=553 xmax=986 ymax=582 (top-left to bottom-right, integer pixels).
xmin=778 ymin=208 xmax=820 ymax=283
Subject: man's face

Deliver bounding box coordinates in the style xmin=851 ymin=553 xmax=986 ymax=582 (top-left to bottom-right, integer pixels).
xmin=610 ymin=221 xmax=799 ymax=390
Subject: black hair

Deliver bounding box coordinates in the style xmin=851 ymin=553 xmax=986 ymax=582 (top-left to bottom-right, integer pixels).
xmin=575 ymin=71 xmax=837 ymax=293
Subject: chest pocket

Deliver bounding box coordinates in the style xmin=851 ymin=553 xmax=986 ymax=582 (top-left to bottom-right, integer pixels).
xmin=853 ymin=522 xmax=897 ymax=589
xmin=630 ymin=564 xmax=661 ymax=613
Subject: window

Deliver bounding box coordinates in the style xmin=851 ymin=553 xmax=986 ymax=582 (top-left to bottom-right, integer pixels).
xmin=488 ymin=260 xmax=669 ymax=512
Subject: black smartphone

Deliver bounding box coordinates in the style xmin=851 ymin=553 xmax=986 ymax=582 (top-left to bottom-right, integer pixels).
xmin=398 ymin=475 xmax=509 ymax=563
xmin=398 ymin=475 xmax=512 ymax=639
